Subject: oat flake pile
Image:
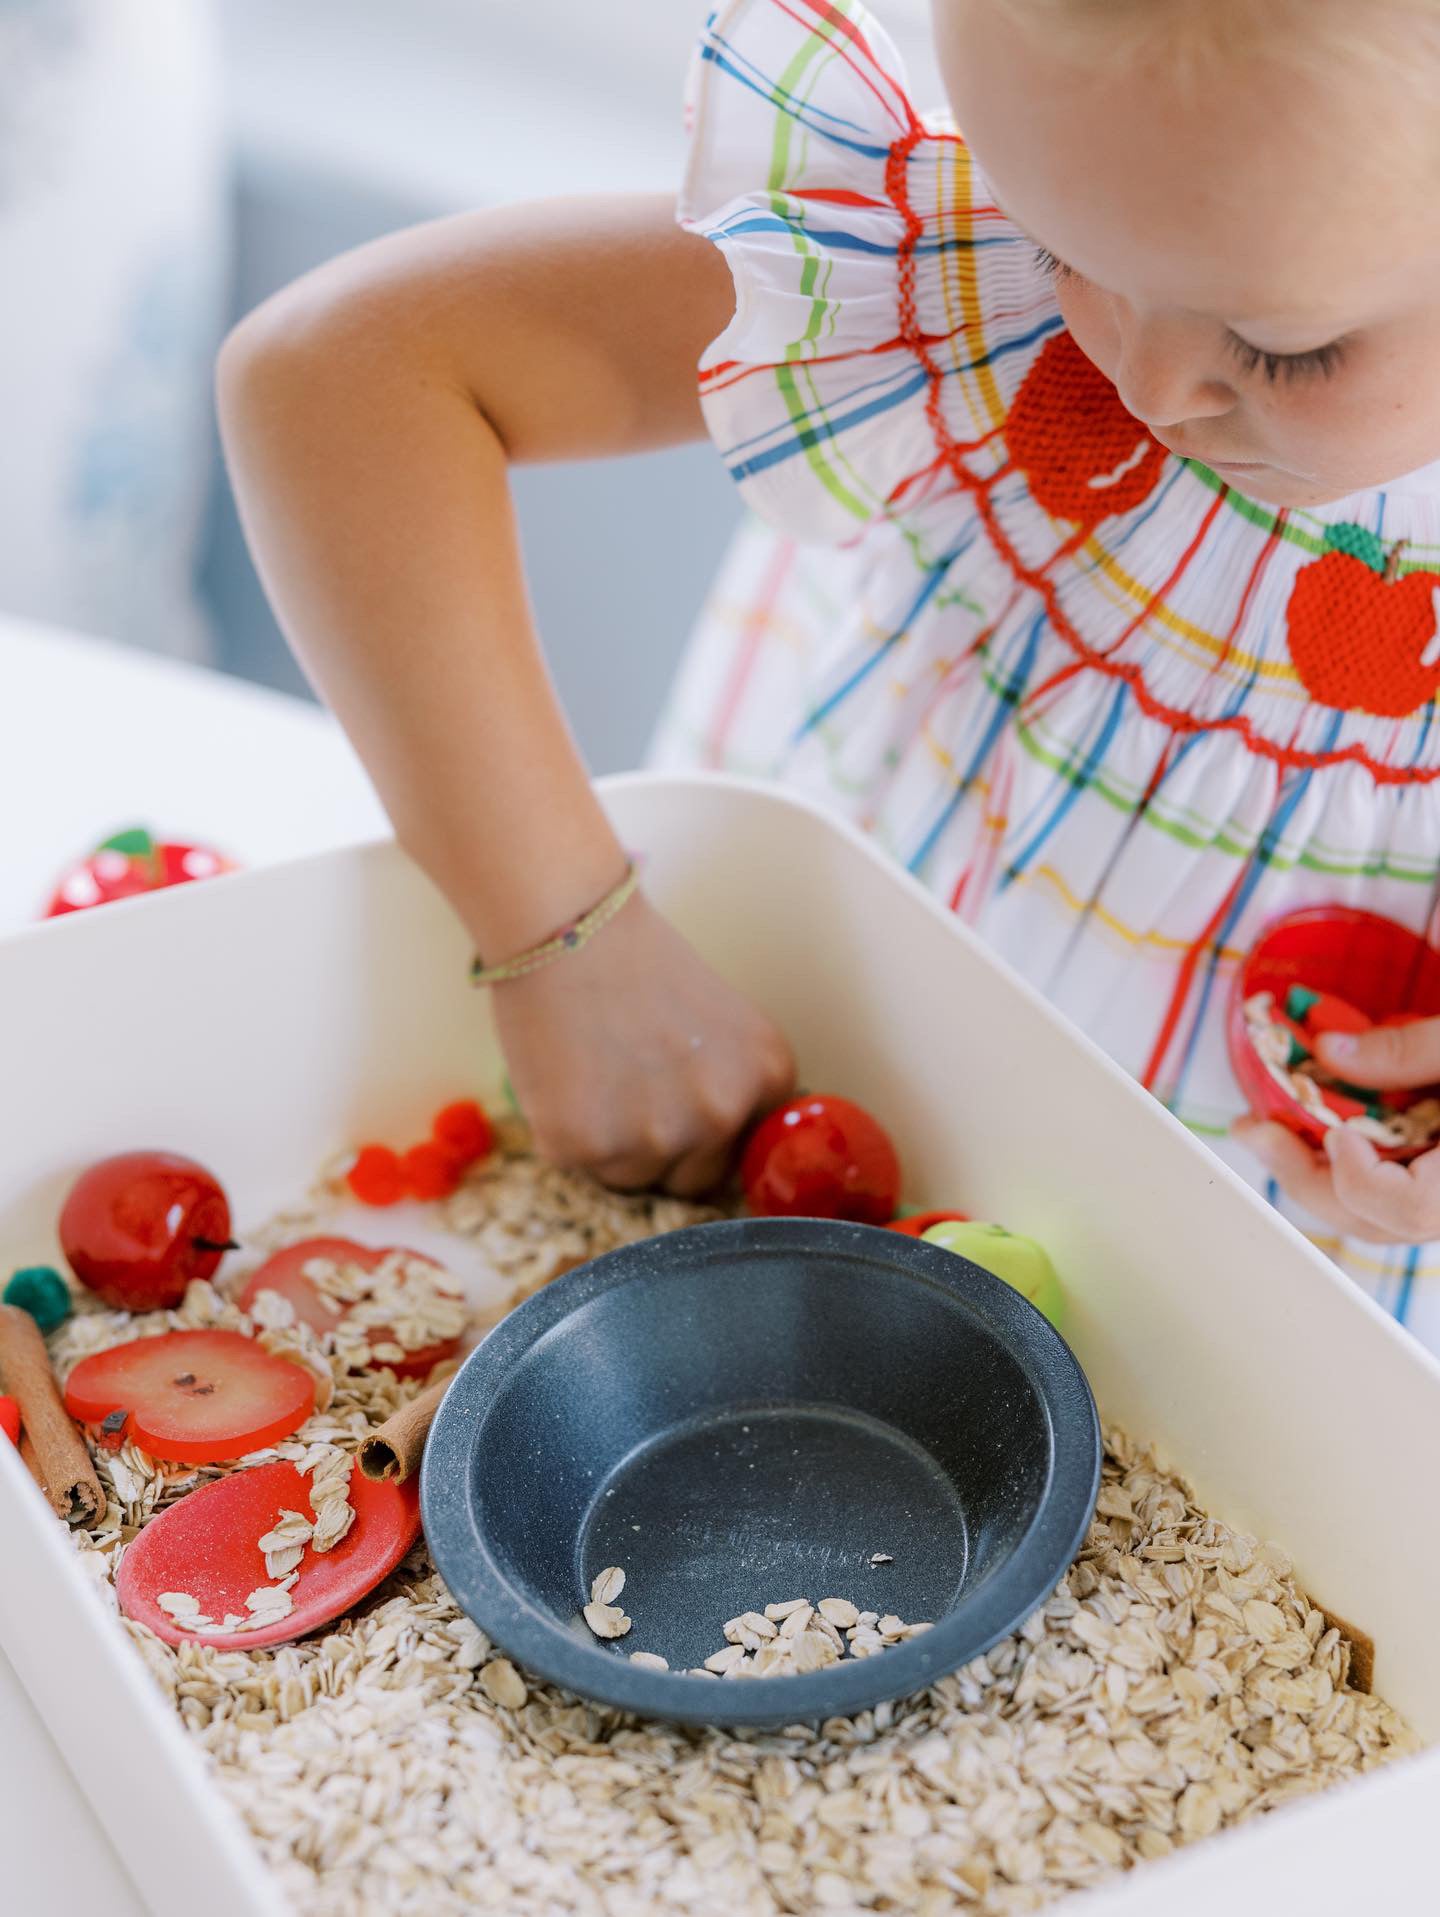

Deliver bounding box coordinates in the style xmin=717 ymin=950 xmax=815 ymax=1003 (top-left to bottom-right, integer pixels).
xmin=49 ymin=1133 xmax=1418 ymax=1916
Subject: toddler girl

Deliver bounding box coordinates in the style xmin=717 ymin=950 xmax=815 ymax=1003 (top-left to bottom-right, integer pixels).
xmin=219 ymin=0 xmax=1440 ymax=1349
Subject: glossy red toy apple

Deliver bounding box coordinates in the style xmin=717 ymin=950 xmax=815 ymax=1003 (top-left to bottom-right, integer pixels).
xmin=741 ymin=1094 xmax=901 ymax=1224
xmin=234 ymin=1237 xmax=461 ymax=1380
xmin=65 ymin=1329 xmax=316 ymax=1463
xmin=44 ymin=826 xmax=234 ymax=918
xmin=60 ymin=1151 xmax=234 ymax=1312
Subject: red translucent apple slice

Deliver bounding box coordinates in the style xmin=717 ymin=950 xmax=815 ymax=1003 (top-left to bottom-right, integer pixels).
xmin=235 ymin=1238 xmax=461 ymax=1380
xmin=64 ymin=1330 xmax=316 ymax=1463
xmin=117 ymin=1458 xmax=420 ymax=1650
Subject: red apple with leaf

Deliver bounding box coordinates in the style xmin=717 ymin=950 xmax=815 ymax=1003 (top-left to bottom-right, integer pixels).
xmin=1005 ymin=330 xmax=1167 ymax=527
xmin=44 ymin=826 xmax=234 ymax=918
xmin=1286 ymin=525 xmax=1440 ymax=719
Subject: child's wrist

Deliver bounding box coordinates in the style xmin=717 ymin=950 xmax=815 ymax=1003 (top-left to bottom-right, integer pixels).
xmin=458 ymin=836 xmax=633 ymax=969
xmin=470 ymin=861 xmax=640 ymax=988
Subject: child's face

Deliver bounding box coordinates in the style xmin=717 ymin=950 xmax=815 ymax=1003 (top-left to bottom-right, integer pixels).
xmin=938 ymin=2 xmax=1440 ymax=507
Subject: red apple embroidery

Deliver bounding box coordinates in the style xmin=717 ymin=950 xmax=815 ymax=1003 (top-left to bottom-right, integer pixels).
xmin=1005 ymin=330 xmax=1167 ymax=527
xmin=44 ymin=827 xmax=234 ymax=918
xmin=1286 ymin=533 xmax=1440 ymax=718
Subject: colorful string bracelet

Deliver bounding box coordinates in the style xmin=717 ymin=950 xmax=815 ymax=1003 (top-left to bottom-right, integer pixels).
xmin=469 ymin=862 xmax=640 ymax=988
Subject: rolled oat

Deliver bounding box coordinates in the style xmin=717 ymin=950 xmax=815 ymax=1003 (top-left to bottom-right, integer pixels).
xmin=590 ymin=1566 xmax=626 ymax=1606
xmin=41 ymin=1136 xmax=1418 ymax=1917
xmin=583 ymin=1602 xmax=632 ymax=1641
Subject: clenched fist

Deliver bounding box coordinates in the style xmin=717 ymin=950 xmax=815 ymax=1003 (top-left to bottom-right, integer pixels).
xmin=492 ymin=893 xmax=796 ymax=1198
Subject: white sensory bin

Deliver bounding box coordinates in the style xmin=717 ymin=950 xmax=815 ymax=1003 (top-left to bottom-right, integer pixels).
xmin=1 ymin=773 xmax=1437 ymax=1917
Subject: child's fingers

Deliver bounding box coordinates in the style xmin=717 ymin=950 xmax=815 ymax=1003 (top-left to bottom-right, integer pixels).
xmin=589 ymin=1149 xmax=671 ymax=1193
xmin=1233 ymin=1120 xmax=1358 ymax=1228
xmin=1325 ymin=1129 xmax=1440 ymax=1243
xmin=663 ymin=1141 xmax=735 ymax=1199
xmin=1232 ymin=1119 xmax=1412 ymax=1241
xmin=663 ymin=1051 xmax=794 ymax=1197
xmin=1315 ymin=1016 xmax=1440 ymax=1090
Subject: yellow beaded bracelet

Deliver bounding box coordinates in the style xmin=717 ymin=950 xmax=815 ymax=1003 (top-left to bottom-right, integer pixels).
xmin=469 ymin=863 xmax=640 ymax=988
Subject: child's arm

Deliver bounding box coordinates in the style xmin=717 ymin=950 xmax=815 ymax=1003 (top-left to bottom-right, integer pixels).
xmin=218 ymin=194 xmax=794 ymax=1194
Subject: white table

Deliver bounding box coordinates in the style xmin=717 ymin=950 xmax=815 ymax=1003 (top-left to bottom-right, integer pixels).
xmin=0 ymin=616 xmax=388 ymax=932
xmin=1 ymin=614 xmax=388 ymax=1910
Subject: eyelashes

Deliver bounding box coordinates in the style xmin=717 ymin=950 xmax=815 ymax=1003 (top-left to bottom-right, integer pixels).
xmin=1222 ymin=334 xmax=1348 ymax=385
xmin=1032 ymin=245 xmax=1348 ymax=384
xmin=1033 ymin=245 xmax=1072 ymax=282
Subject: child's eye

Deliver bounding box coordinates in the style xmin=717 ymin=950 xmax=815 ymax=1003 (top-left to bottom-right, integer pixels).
xmin=1032 ymin=241 xmax=1348 ymax=385
xmin=1225 ymin=333 xmax=1348 ymax=384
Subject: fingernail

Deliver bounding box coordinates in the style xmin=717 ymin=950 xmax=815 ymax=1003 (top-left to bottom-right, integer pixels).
xmin=1324 ymin=1034 xmax=1356 ymax=1062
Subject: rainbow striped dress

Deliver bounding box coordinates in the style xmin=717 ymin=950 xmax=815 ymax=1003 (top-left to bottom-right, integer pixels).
xmin=652 ymin=0 xmax=1440 ymax=1348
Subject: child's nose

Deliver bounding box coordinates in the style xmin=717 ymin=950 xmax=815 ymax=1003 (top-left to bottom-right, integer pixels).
xmin=1111 ymin=312 xmax=1235 ymax=429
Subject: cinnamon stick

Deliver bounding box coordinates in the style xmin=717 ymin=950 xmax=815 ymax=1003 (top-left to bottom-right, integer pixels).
xmin=357 ymin=1254 xmax=590 ymax=1483
xmin=359 ymin=1376 xmax=450 ymax=1483
xmin=18 ymin=1431 xmax=49 ymax=1496
xmin=1320 ymin=1603 xmax=1376 ymax=1695
xmin=0 ymin=1304 xmax=106 ymax=1525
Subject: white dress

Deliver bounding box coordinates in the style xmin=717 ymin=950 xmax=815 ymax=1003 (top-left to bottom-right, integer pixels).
xmin=652 ymin=0 xmax=1440 ymax=1350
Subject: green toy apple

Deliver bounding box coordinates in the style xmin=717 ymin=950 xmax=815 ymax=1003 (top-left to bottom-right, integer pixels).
xmin=920 ymin=1219 xmax=1065 ymax=1328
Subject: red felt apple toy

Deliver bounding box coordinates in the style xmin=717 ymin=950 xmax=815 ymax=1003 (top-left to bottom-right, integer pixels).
xmin=44 ymin=826 xmax=234 ymax=918
xmin=60 ymin=1151 xmax=235 ymax=1312
xmin=1286 ymin=535 xmax=1440 ymax=719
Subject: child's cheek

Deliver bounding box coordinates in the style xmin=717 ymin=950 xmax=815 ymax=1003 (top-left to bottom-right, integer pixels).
xmin=1245 ymin=354 xmax=1378 ymax=476
xmin=1050 ymin=277 xmax=1120 ymax=390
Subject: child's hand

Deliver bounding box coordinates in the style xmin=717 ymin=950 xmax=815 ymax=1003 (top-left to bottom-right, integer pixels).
xmin=492 ymin=894 xmax=795 ymax=1198
xmin=1235 ymin=1020 xmax=1440 ymax=1242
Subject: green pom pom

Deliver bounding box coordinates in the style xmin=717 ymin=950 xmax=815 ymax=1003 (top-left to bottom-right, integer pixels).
xmin=1323 ymin=523 xmax=1388 ymax=575
xmin=4 ymin=1265 xmax=73 ymax=1334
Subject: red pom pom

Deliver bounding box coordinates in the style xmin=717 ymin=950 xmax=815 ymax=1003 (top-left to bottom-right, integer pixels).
xmin=430 ymin=1099 xmax=494 ymax=1166
xmin=400 ymin=1141 xmax=465 ymax=1201
xmin=346 ymin=1145 xmax=405 ymax=1206
xmin=0 ymin=1396 xmax=19 ymax=1446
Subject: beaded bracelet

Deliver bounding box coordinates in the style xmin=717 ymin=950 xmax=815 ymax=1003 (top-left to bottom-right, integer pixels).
xmin=469 ymin=862 xmax=640 ymax=988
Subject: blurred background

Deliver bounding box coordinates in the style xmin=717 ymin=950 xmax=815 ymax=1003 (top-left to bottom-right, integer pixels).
xmin=0 ymin=0 xmax=938 ymax=773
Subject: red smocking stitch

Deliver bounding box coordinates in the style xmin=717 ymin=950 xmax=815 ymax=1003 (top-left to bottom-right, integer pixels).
xmin=881 ymin=133 xmax=1440 ymax=787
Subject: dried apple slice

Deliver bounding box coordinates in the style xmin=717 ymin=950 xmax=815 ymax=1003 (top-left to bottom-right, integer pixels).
xmin=64 ymin=1329 xmax=316 ymax=1463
